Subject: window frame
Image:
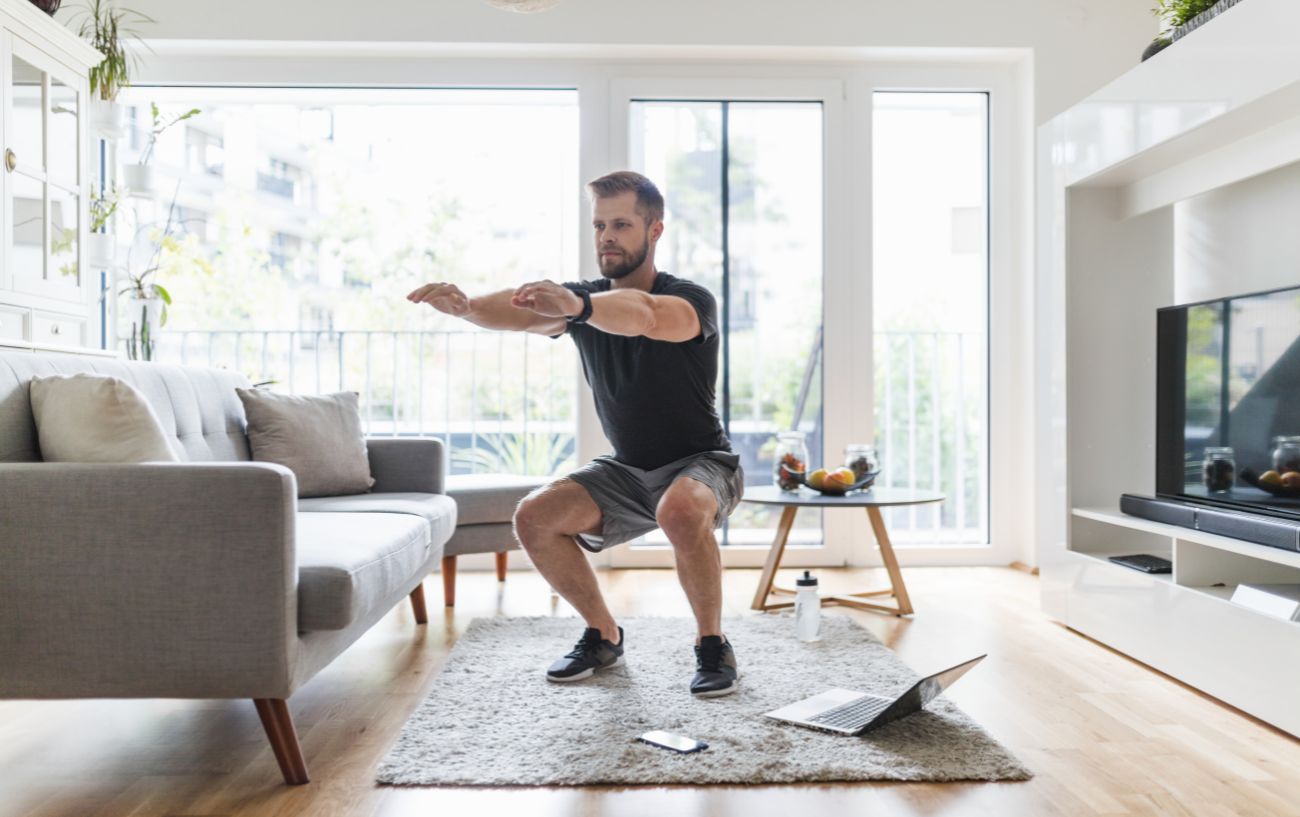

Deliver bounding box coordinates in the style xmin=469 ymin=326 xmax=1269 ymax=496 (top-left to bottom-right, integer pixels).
xmin=131 ymin=47 xmax=1033 ymax=571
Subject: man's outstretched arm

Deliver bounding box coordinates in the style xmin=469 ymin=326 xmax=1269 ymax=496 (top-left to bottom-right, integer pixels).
xmin=511 ymin=282 xmax=702 ymax=342
xmin=407 ymin=283 xmax=566 ymax=336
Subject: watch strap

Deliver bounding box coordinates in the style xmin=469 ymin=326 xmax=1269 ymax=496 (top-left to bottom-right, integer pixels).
xmin=566 ymin=288 xmax=593 ymax=324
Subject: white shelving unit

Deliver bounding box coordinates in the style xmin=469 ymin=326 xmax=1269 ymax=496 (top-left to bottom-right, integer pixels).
xmin=1036 ymin=0 xmax=1300 ymax=736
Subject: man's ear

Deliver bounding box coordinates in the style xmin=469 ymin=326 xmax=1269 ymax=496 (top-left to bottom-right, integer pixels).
xmin=649 ymin=218 xmax=664 ymax=244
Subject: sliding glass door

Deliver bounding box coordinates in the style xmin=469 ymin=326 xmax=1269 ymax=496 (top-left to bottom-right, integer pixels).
xmin=608 ymin=83 xmax=834 ymax=567
xmin=872 ymin=92 xmax=990 ymax=546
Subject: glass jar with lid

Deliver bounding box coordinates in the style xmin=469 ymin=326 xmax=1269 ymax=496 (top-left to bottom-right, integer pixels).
xmin=1202 ymin=446 xmax=1235 ymax=493
xmin=843 ymin=444 xmax=879 ymax=482
xmin=773 ymin=431 xmax=809 ymax=492
xmin=1272 ymin=436 xmax=1300 ymax=474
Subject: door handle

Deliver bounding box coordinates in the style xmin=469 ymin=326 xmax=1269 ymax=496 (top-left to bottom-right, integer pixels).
xmin=4 ymin=149 xmax=15 ymax=173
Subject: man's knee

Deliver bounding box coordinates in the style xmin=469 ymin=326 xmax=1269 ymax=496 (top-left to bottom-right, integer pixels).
xmin=513 ymin=492 xmax=550 ymax=545
xmin=656 ymin=480 xmax=716 ymax=541
xmin=513 ymin=481 xmax=599 ymax=546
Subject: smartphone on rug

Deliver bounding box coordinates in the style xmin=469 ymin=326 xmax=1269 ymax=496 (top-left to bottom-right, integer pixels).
xmin=637 ymin=730 xmax=708 ymax=754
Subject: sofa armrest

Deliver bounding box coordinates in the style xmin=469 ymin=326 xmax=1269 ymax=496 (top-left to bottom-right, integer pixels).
xmin=366 ymin=437 xmax=446 ymax=494
xmin=0 ymin=462 xmax=299 ymax=700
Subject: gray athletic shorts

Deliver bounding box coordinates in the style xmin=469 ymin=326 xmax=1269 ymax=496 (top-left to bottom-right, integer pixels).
xmin=566 ymin=450 xmax=745 ymax=553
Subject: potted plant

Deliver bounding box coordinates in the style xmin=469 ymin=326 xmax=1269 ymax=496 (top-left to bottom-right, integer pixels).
xmin=120 ymin=182 xmax=180 ymax=360
xmin=118 ymin=182 xmax=213 ymax=360
xmin=1144 ymin=0 xmax=1240 ymax=60
xmin=70 ymin=0 xmax=153 ymax=136
xmin=123 ymin=103 xmax=200 ymax=194
xmin=120 ymin=242 xmax=171 ymax=361
xmin=86 ymin=184 xmax=120 ymax=269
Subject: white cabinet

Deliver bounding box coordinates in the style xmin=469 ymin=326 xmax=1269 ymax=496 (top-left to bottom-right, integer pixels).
xmin=1036 ymin=0 xmax=1300 ymax=736
xmin=0 ymin=0 xmax=103 ymax=351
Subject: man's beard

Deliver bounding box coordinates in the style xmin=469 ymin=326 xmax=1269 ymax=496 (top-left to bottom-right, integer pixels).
xmin=598 ymin=239 xmax=649 ymax=280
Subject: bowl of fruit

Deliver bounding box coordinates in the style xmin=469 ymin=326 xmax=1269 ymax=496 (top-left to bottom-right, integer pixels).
xmin=1240 ymin=467 xmax=1300 ymax=498
xmin=805 ymin=466 xmax=879 ymax=496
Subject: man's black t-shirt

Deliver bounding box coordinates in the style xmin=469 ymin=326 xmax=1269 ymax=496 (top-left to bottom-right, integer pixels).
xmin=551 ymin=271 xmax=731 ymax=470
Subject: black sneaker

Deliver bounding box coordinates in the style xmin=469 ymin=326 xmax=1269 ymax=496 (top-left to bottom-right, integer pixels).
xmin=691 ymin=635 xmax=739 ymax=697
xmin=546 ymin=626 xmax=624 ymax=682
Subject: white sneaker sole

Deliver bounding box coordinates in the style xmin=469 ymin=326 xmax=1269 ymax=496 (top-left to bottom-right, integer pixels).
xmin=546 ymin=654 xmax=625 ymax=683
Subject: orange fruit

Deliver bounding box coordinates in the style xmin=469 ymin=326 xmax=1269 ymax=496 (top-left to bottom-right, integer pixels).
xmin=807 ymin=468 xmax=827 ymax=490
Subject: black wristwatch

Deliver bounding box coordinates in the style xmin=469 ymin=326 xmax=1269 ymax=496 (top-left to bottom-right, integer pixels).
xmin=566 ymin=288 xmax=593 ymax=325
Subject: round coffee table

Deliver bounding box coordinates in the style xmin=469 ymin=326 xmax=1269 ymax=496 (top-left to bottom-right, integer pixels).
xmin=741 ymin=484 xmax=944 ymax=617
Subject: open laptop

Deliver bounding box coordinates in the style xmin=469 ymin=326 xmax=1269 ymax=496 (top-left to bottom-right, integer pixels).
xmin=764 ymin=655 xmax=987 ymax=735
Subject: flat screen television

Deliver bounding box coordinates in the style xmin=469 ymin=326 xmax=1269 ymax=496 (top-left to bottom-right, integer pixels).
xmin=1157 ymin=283 xmax=1300 ymax=521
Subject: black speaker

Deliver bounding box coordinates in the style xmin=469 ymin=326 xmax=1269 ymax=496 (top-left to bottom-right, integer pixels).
xmin=1119 ymin=493 xmax=1300 ymax=552
xmin=1120 ymin=494 xmax=1197 ymax=526
xmin=1193 ymin=507 xmax=1300 ymax=552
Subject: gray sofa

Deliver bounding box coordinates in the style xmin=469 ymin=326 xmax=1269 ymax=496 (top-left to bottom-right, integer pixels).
xmin=0 ymin=349 xmax=456 ymax=785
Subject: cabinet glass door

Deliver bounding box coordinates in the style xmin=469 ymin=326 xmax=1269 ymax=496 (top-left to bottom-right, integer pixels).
xmin=4 ymin=39 xmax=83 ymax=301
xmin=46 ymin=71 xmax=80 ymax=295
xmin=10 ymin=172 xmax=43 ymax=273
xmin=48 ymin=75 xmax=78 ymax=187
xmin=8 ymin=53 xmax=42 ymax=175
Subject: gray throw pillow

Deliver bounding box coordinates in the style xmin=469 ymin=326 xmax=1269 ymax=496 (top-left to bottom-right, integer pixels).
xmin=236 ymin=389 xmax=374 ymax=498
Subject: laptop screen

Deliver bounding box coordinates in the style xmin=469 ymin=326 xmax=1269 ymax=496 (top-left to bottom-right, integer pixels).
xmin=869 ymin=655 xmax=986 ymax=730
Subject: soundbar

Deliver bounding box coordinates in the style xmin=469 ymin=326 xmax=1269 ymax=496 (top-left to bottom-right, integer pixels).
xmin=1120 ymin=494 xmax=1300 ymax=552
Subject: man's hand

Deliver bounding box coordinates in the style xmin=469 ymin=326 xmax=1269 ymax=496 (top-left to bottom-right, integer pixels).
xmin=407 ymin=282 xmax=473 ymax=317
xmin=511 ymin=280 xmax=582 ymax=318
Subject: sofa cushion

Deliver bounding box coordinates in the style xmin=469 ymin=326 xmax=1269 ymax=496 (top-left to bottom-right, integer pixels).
xmin=444 ymin=522 xmax=521 ymax=558
xmin=296 ymin=512 xmax=431 ymax=632
xmin=297 ymin=492 xmax=457 ymax=547
xmin=29 ymin=374 xmax=181 ymax=463
xmin=445 ymin=473 xmax=550 ymax=526
xmin=237 ymin=389 xmax=374 ymax=498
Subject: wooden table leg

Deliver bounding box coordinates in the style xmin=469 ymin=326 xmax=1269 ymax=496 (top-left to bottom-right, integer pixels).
xmin=867 ymin=506 xmax=914 ymax=615
xmin=752 ymin=504 xmax=798 ymax=611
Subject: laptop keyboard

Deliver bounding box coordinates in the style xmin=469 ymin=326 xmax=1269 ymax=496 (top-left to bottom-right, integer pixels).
xmin=807 ymin=695 xmax=891 ymax=730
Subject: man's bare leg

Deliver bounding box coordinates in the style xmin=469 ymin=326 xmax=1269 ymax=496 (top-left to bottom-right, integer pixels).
xmin=513 ymin=479 xmax=620 ymax=643
xmin=656 ymin=477 xmax=724 ymax=640
xmin=658 ymin=476 xmax=738 ymax=696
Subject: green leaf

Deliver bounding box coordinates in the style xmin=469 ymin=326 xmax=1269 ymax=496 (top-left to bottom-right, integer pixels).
xmin=153 ymin=283 xmax=173 ymax=304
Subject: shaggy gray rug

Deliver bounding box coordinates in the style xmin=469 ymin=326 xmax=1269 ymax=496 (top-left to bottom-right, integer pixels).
xmin=376 ymin=615 xmax=1032 ymax=786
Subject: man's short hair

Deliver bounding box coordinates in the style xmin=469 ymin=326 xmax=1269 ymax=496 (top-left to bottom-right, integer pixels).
xmin=587 ymin=171 xmax=665 ymax=225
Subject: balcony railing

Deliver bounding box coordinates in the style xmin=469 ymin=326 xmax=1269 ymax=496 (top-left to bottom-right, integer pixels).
xmin=159 ymin=329 xmax=579 ymax=476
xmin=874 ymin=330 xmax=988 ymax=546
xmin=151 ymin=328 xmax=987 ymax=545
xmin=255 ymin=172 xmax=296 ymax=200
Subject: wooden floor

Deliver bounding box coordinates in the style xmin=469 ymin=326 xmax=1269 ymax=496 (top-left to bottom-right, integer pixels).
xmin=3 ymin=566 xmax=1300 ymax=817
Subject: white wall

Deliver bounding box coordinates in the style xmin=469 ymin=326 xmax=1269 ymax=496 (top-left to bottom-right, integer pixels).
xmin=121 ymin=0 xmax=1157 ymax=125
xmin=1175 ymin=161 xmax=1300 ymax=304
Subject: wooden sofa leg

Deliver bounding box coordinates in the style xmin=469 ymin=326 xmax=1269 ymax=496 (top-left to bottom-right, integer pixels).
xmin=253 ymin=698 xmax=310 ymax=785
xmin=409 ymin=583 xmax=428 ymax=624
xmin=442 ymin=555 xmax=457 ymax=607
xmin=496 ymin=551 xmax=508 ymax=582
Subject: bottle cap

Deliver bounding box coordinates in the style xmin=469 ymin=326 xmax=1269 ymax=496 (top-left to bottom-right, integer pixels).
xmin=796 ymin=570 xmax=818 ymax=587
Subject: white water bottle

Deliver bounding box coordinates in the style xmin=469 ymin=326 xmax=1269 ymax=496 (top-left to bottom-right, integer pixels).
xmin=795 ymin=570 xmax=821 ymax=642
